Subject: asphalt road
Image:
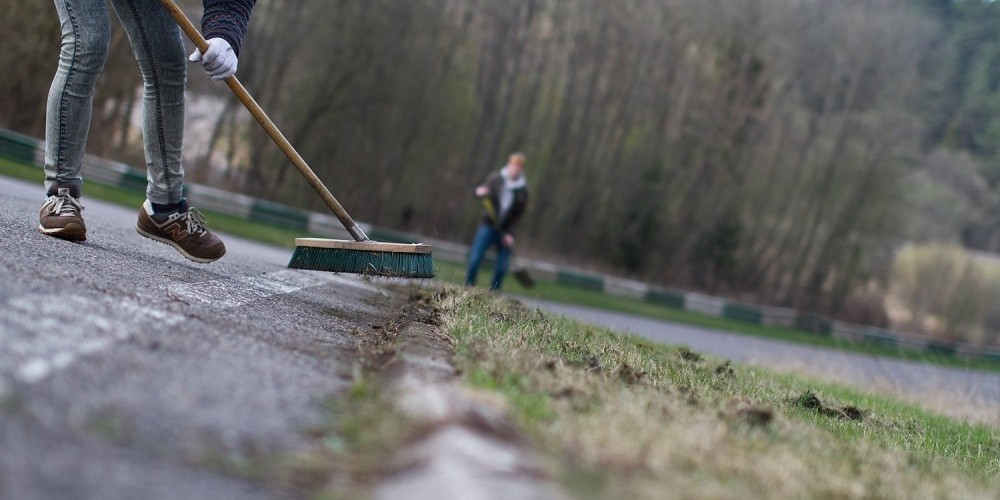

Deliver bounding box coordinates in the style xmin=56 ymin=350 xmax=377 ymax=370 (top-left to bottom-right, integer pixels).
xmin=527 ymin=299 xmax=1000 ymax=422
xmin=0 ymin=175 xmax=397 ymax=499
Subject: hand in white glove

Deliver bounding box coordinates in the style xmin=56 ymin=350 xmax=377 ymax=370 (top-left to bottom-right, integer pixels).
xmin=503 ymin=234 xmax=515 ymax=248
xmin=188 ymin=38 xmax=237 ymax=81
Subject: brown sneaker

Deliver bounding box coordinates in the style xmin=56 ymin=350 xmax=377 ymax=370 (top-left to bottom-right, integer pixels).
xmin=136 ymin=200 xmax=226 ymax=263
xmin=39 ymin=188 xmax=87 ymax=241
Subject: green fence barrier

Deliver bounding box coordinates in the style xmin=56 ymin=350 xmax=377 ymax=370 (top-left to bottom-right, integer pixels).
xmin=119 ymin=169 xmax=148 ymax=192
xmin=862 ymin=329 xmax=897 ymax=349
xmin=366 ymin=228 xmax=419 ymax=244
xmin=556 ymin=270 xmax=604 ymax=291
xmin=982 ymin=352 xmax=1000 ymax=364
xmin=0 ymin=134 xmax=38 ymax=163
xmin=925 ymin=341 xmax=956 ymax=357
xmin=795 ymin=313 xmax=832 ymax=336
xmin=723 ymin=303 xmax=764 ymax=325
xmin=249 ymin=201 xmax=310 ymax=230
xmin=645 ymin=289 xmax=685 ymax=309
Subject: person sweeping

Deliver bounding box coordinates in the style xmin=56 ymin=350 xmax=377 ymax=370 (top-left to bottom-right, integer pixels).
xmin=465 ymin=153 xmax=529 ymax=291
xmin=38 ymin=0 xmax=256 ymax=263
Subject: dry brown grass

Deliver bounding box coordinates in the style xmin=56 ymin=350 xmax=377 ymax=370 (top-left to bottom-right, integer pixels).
xmin=891 ymin=243 xmax=1000 ymax=344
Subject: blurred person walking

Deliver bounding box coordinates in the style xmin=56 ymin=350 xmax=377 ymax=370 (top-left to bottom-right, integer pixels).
xmin=465 ymin=153 xmax=529 ymax=291
xmin=38 ymin=0 xmax=256 ymax=263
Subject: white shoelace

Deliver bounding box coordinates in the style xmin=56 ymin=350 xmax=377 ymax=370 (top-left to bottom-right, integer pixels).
xmin=47 ymin=194 xmax=83 ymax=217
xmin=174 ymin=208 xmax=209 ymax=237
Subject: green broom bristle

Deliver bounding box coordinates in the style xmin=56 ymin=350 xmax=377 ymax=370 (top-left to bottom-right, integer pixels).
xmin=288 ymin=246 xmax=436 ymax=278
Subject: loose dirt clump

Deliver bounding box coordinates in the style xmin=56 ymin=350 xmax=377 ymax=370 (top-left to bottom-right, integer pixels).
xmin=612 ymin=362 xmax=646 ymax=385
xmin=540 ymin=358 xmax=560 ymax=371
xmin=583 ymin=354 xmax=603 ymax=372
xmin=793 ymin=390 xmax=865 ymax=421
xmin=736 ymin=406 xmax=775 ymax=427
xmin=795 ymin=391 xmax=824 ymax=410
xmin=677 ymin=347 xmax=703 ymax=362
xmin=551 ymin=387 xmax=583 ymax=400
xmin=839 ymin=406 xmax=864 ymax=421
xmin=714 ymin=361 xmax=735 ymax=377
xmin=354 ymin=319 xmax=401 ymax=369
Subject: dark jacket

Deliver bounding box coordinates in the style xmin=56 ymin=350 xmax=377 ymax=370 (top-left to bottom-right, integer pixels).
xmin=478 ymin=171 xmax=528 ymax=234
xmin=203 ymin=0 xmax=257 ymax=56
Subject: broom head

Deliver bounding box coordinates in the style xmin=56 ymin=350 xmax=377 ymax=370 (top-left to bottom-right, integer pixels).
xmin=289 ymin=238 xmax=435 ymax=278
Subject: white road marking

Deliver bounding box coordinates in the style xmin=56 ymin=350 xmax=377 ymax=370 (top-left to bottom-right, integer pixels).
xmin=165 ymin=270 xmax=381 ymax=308
xmin=2 ymin=295 xmax=185 ymax=384
xmin=0 ymin=270 xmax=381 ymax=388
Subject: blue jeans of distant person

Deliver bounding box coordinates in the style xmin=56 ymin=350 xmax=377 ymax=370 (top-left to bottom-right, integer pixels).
xmin=465 ymin=223 xmax=511 ymax=291
xmin=45 ymin=0 xmax=187 ymax=205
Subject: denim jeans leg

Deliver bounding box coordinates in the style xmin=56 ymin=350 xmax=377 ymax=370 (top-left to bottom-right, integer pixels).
xmin=491 ymin=242 xmax=511 ymax=291
xmin=110 ymin=0 xmax=187 ymax=205
xmin=465 ymin=224 xmax=496 ymax=286
xmin=44 ymin=0 xmax=112 ymax=198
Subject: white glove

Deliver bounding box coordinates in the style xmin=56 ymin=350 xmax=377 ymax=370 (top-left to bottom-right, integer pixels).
xmin=188 ymin=38 xmax=237 ymax=81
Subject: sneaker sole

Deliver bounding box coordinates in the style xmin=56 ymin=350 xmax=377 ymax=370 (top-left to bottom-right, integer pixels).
xmin=135 ymin=226 xmax=225 ymax=264
xmin=39 ymin=223 xmax=86 ymax=242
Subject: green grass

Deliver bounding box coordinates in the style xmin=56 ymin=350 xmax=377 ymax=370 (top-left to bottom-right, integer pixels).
xmin=449 ymin=259 xmax=1000 ymax=373
xmin=4 ymin=155 xmax=998 ymax=372
xmin=437 ymin=288 xmax=1000 ymax=498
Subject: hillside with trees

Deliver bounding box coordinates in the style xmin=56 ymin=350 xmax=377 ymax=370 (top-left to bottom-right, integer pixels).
xmin=3 ymin=0 xmax=999 ymax=343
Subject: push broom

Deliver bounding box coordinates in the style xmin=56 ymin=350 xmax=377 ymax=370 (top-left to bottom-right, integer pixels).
xmin=160 ymin=0 xmax=434 ymax=278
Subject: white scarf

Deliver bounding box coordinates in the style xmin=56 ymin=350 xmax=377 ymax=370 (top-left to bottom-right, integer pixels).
xmin=499 ymin=166 xmax=526 ymax=219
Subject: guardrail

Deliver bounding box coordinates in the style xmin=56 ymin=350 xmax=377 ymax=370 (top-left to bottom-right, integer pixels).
xmin=3 ymin=127 xmax=999 ymax=364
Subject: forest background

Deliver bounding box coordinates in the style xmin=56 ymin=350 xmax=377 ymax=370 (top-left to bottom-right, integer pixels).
xmin=4 ymin=0 xmax=1000 ymax=345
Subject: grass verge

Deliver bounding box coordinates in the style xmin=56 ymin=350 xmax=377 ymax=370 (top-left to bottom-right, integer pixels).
xmin=445 ymin=259 xmax=1000 ymax=373
xmin=4 ymin=156 xmax=997 ymax=373
xmin=437 ymin=287 xmax=1000 ymax=498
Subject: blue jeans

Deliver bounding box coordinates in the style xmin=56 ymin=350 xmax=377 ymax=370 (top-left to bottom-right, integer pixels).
xmin=45 ymin=0 xmax=187 ymax=205
xmin=465 ymin=224 xmax=511 ymax=291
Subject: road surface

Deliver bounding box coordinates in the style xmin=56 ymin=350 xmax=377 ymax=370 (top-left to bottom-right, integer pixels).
xmin=0 ymin=175 xmax=397 ymax=499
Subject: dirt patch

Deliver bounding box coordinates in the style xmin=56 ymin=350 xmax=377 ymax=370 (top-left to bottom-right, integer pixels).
xmin=736 ymin=406 xmax=775 ymax=427
xmin=714 ymin=361 xmax=735 ymax=377
xmin=612 ymin=363 xmax=646 ymax=385
xmin=677 ymin=347 xmax=703 ymax=363
xmin=540 ymin=358 xmax=560 ymax=372
xmin=353 ymin=286 xmax=450 ymax=373
xmin=550 ymin=387 xmax=583 ymax=400
xmin=793 ymin=390 xmax=865 ymax=421
xmin=582 ymin=354 xmax=603 ymax=372
xmin=353 ymin=318 xmax=403 ymax=370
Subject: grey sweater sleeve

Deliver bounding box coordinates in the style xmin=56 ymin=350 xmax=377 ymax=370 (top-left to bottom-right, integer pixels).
xmin=202 ymin=0 xmax=257 ymax=56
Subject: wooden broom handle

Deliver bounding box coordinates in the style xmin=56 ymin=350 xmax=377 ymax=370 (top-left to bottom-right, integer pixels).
xmin=158 ymin=0 xmax=370 ymax=242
